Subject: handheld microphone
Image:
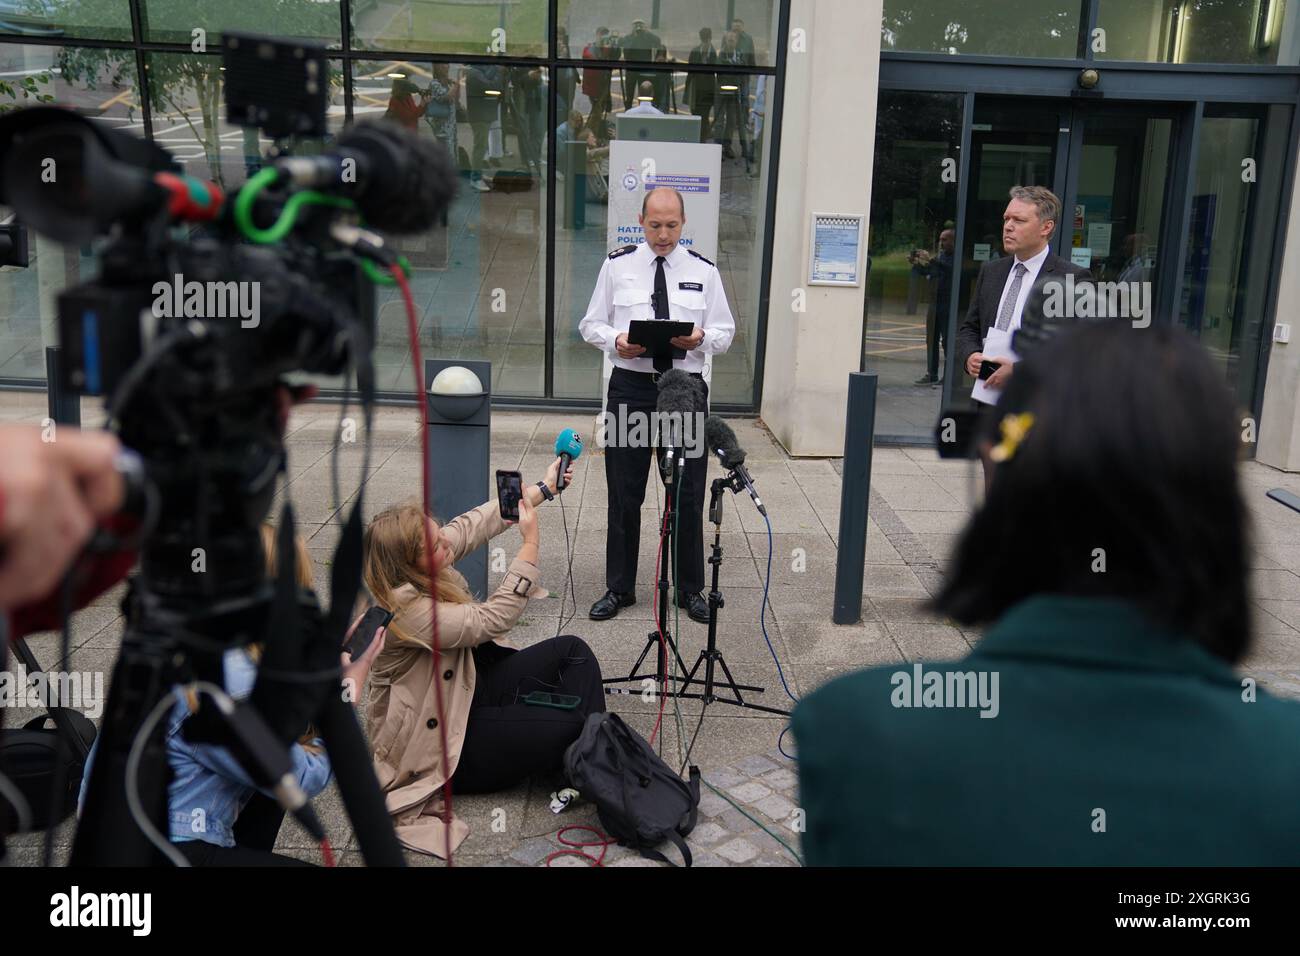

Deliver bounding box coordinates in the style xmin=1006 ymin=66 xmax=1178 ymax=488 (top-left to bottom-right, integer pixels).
xmin=273 ymin=120 xmax=459 ymax=235
xmin=554 ymin=428 xmax=582 ymax=491
xmin=655 ymin=369 xmax=703 ymax=483
xmin=704 ymin=415 xmax=767 ymax=516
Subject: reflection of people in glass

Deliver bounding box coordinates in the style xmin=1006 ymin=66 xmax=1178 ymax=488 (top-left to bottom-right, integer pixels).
xmin=714 ymin=32 xmax=753 ymax=173
xmin=731 ymin=18 xmax=756 ymax=111
xmin=464 ymin=63 xmax=503 ymax=193
xmin=731 ymin=17 xmax=756 ymax=65
xmin=1115 ymin=232 xmax=1151 ymax=285
xmin=620 ymin=17 xmax=661 ymax=108
xmin=556 ymin=26 xmax=577 ymax=120
xmin=622 ymin=80 xmax=663 ymax=117
xmin=509 ymin=65 xmax=545 ymax=176
xmin=581 ymin=27 xmax=614 ymax=116
xmin=424 ymin=64 xmax=459 ymax=159
xmin=685 ymin=27 xmax=717 ymax=143
xmin=651 ymin=46 xmax=675 ymax=112
xmin=424 ymin=64 xmax=458 ymax=233
xmin=557 ymin=110 xmax=609 ymax=203
xmin=913 ymin=228 xmax=955 ymax=386
xmin=383 ymin=77 xmax=429 ymax=131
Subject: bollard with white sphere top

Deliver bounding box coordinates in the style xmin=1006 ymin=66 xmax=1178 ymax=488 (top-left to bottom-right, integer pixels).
xmin=424 ymin=359 xmax=491 ymax=598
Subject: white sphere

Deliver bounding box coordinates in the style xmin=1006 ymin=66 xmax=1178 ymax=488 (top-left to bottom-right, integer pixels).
xmin=429 ymin=366 xmax=483 ymax=395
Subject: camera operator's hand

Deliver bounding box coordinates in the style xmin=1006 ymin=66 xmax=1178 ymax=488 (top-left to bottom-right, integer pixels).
xmin=0 ymin=425 xmax=124 ymax=609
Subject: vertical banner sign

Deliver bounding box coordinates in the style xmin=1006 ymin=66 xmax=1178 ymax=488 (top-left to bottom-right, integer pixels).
xmin=606 ymin=140 xmax=722 ymax=260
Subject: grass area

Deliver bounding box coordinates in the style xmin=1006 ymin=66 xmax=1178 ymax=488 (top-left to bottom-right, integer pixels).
xmin=355 ymin=0 xmax=549 ymax=56
xmin=869 ymin=250 xmax=919 ymax=301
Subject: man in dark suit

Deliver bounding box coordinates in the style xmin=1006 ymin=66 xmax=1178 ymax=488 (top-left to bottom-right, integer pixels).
xmin=955 ymin=185 xmax=1089 ymax=403
xmin=685 ymin=27 xmax=717 ymax=142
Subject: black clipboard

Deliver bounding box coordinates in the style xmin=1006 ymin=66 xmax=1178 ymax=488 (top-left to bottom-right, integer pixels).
xmin=628 ymin=319 xmax=695 ymax=360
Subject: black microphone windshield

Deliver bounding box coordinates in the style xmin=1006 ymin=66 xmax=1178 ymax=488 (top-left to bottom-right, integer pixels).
xmin=336 ymin=121 xmax=458 ymax=234
xmin=656 ymin=368 xmax=702 ymax=416
xmin=704 ymin=415 xmax=745 ymax=468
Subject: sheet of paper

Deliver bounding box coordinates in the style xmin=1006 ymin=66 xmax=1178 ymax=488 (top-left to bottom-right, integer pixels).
xmin=971 ymin=326 xmax=1018 ymax=406
xmin=1087 ymin=222 xmax=1112 ymax=257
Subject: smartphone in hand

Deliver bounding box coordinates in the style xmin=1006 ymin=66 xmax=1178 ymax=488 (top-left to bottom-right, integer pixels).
xmin=346 ymin=606 xmax=393 ymax=661
xmin=496 ymin=469 xmax=523 ymax=521
xmin=978 ymin=359 xmax=1001 ymax=381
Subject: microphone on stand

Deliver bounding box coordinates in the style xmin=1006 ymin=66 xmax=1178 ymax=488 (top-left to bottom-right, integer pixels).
xmin=704 ymin=415 xmax=767 ymax=516
xmin=274 ymin=120 xmax=459 ymax=235
xmin=656 ymin=369 xmax=704 ymax=484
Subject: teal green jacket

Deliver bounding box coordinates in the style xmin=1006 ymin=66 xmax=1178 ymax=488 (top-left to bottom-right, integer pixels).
xmin=792 ymin=596 xmax=1300 ymax=865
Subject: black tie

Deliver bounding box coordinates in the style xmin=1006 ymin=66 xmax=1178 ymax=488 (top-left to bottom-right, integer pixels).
xmin=652 ymin=255 xmax=672 ymax=373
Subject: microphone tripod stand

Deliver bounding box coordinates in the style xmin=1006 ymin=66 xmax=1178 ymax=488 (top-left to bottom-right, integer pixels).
xmin=603 ymin=452 xmax=770 ymax=708
xmin=676 ymin=472 xmax=790 ymax=716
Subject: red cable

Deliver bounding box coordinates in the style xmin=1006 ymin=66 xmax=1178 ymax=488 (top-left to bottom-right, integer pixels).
xmin=544 ymin=825 xmax=617 ymax=867
xmin=647 ymin=500 xmax=670 ymax=747
xmin=320 ymin=837 xmax=336 ymax=867
xmin=394 ymin=264 xmax=455 ymax=867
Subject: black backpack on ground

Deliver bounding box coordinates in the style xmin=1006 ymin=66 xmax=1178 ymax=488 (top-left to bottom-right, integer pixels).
xmin=563 ymin=712 xmax=701 ymax=866
xmin=0 ymin=709 xmax=97 ymax=832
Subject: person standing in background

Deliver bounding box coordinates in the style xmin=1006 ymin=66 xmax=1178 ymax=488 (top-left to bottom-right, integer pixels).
xmin=556 ymin=26 xmax=577 ymax=120
xmin=685 ymin=27 xmax=718 ymax=143
xmin=914 ymin=227 xmax=955 ymax=386
xmin=582 ymin=26 xmax=614 ymax=118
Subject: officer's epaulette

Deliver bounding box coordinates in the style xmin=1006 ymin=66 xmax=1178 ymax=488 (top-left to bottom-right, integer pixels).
xmin=608 ymin=245 xmax=638 ymax=259
xmin=687 ymin=249 xmax=715 ymax=267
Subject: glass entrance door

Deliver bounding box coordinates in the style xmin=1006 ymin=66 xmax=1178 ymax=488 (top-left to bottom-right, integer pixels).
xmin=941 ymin=96 xmax=1181 ymax=406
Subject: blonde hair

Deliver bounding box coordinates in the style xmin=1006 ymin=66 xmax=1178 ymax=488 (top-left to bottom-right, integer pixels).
xmin=259 ymin=523 xmax=314 ymax=590
xmin=363 ymin=499 xmax=473 ymax=648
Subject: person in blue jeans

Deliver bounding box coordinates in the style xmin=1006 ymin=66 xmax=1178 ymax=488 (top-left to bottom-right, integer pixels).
xmin=79 ymin=527 xmax=383 ymax=865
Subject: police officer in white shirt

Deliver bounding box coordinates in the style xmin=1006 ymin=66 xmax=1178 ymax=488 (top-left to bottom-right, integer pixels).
xmin=579 ymin=186 xmax=735 ymax=622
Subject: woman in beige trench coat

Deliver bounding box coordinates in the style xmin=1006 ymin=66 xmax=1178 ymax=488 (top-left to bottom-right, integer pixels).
xmin=362 ymin=456 xmax=604 ymax=857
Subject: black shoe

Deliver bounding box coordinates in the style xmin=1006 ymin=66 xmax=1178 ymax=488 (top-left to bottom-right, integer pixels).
xmin=676 ymin=591 xmax=710 ymax=624
xmin=590 ymin=590 xmax=635 ymax=621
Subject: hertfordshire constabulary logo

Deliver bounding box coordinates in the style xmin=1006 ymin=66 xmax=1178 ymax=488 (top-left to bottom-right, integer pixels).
xmin=621 ymin=168 xmax=638 ymax=191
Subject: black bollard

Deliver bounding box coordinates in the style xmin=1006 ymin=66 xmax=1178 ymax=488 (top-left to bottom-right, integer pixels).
xmin=832 ymin=373 xmax=877 ymax=625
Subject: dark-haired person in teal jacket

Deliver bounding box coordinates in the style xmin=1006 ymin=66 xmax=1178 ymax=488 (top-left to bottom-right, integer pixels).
xmin=794 ymin=323 xmax=1300 ymax=866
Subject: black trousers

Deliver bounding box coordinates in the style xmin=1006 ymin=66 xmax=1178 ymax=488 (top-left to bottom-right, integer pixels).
xmin=232 ymin=793 xmax=286 ymax=851
xmin=604 ymin=367 xmax=709 ymax=596
xmin=451 ymin=636 xmax=605 ymax=794
xmin=927 ymin=299 xmax=950 ymax=380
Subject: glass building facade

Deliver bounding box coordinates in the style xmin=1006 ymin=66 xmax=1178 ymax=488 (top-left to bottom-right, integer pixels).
xmin=0 ymin=0 xmax=781 ymax=408
xmin=870 ymin=0 xmax=1300 ymax=441
xmin=2 ymin=0 xmax=1298 ymax=441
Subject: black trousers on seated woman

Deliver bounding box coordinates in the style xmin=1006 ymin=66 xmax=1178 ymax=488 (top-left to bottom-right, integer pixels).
xmin=452 ymin=634 xmax=604 ymax=793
